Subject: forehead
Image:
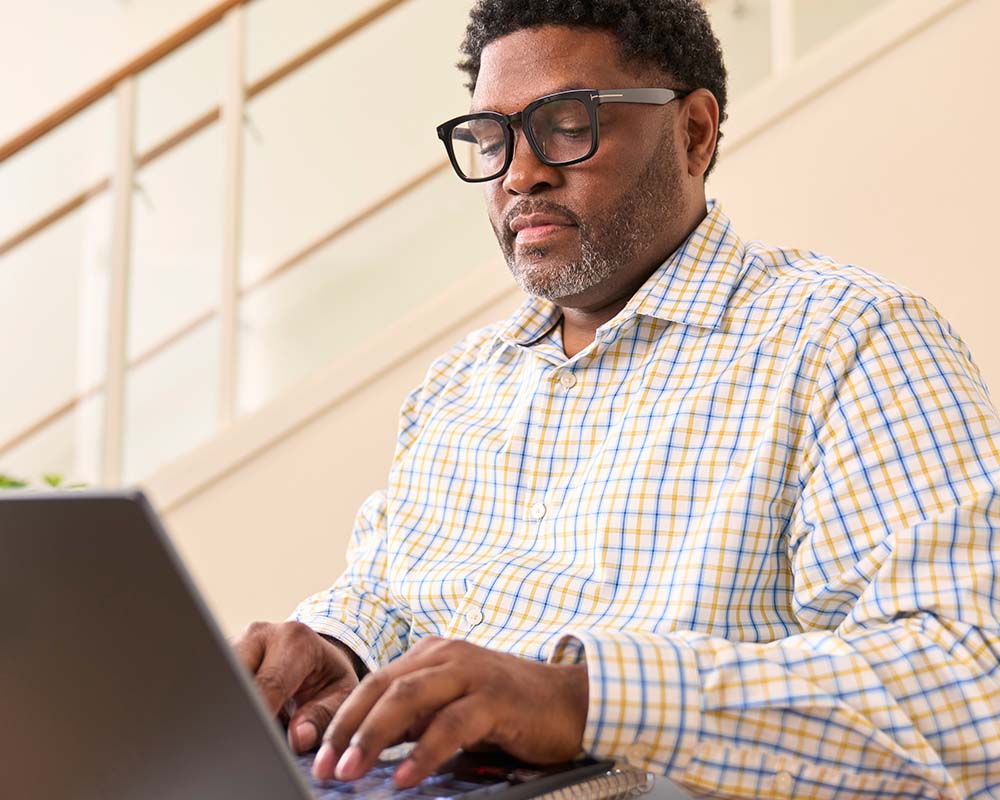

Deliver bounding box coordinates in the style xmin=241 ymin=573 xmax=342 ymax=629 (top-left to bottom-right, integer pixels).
xmin=472 ymin=25 xmax=648 ymax=113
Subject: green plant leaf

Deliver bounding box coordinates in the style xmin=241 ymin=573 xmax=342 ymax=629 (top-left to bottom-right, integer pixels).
xmin=0 ymin=473 xmax=29 ymax=489
xmin=42 ymin=473 xmax=64 ymax=487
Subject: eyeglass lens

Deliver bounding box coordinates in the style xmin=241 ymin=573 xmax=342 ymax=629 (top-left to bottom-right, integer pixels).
xmin=449 ymin=98 xmax=593 ymax=180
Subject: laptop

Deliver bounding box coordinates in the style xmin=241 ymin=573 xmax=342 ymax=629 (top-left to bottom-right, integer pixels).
xmin=0 ymin=490 xmax=681 ymax=800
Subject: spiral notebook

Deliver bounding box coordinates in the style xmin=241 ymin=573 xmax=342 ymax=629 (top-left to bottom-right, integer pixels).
xmin=0 ymin=490 xmax=675 ymax=800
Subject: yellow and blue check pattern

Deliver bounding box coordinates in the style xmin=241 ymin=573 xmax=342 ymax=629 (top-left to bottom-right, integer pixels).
xmin=295 ymin=204 xmax=1000 ymax=798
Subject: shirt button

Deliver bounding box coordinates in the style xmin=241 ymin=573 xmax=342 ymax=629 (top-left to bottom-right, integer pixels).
xmin=529 ymin=501 xmax=547 ymax=520
xmin=465 ymin=608 xmax=484 ymax=627
xmin=558 ymin=372 xmax=577 ymax=389
xmin=774 ymin=771 xmax=793 ymax=793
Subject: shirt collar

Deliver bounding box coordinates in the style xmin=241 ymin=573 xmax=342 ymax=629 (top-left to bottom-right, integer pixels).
xmin=625 ymin=201 xmax=745 ymax=331
xmin=493 ymin=201 xmax=745 ymax=350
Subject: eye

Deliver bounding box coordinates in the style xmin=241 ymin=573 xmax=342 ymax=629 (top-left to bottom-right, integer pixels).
xmin=552 ymin=123 xmax=588 ymax=138
xmin=478 ymin=138 xmax=505 ymax=157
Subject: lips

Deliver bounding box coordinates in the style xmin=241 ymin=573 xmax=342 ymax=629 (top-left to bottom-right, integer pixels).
xmin=509 ymin=212 xmax=577 ymax=245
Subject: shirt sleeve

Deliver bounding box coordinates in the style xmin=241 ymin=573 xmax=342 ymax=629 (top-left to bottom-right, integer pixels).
xmin=291 ymin=488 xmax=409 ymax=673
xmin=550 ymin=293 xmax=1000 ymax=799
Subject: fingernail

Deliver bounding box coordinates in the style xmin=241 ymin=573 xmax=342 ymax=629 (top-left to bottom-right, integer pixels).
xmin=336 ymin=745 xmax=363 ymax=781
xmin=312 ymin=743 xmax=336 ymax=780
xmin=294 ymin=722 xmax=318 ymax=751
xmin=393 ymin=758 xmax=418 ymax=787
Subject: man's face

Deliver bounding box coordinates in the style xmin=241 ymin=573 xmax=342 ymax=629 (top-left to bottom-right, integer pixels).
xmin=472 ymin=26 xmax=689 ymax=309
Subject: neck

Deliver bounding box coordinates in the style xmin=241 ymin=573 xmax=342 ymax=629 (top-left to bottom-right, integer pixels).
xmin=556 ymin=199 xmax=708 ymax=358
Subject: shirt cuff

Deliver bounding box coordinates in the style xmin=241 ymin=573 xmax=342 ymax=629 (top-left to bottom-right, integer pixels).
xmin=290 ymin=614 xmax=382 ymax=675
xmin=547 ymin=629 xmax=702 ymax=777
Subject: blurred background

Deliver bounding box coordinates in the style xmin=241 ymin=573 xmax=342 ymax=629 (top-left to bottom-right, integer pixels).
xmin=1 ymin=0 xmax=996 ymax=634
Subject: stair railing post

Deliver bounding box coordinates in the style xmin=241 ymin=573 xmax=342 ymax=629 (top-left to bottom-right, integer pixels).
xmin=102 ymin=76 xmax=137 ymax=486
xmin=770 ymin=0 xmax=795 ymax=77
xmin=220 ymin=3 xmax=247 ymax=427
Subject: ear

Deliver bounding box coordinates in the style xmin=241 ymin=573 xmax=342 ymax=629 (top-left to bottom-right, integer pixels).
xmin=677 ymin=88 xmax=719 ymax=178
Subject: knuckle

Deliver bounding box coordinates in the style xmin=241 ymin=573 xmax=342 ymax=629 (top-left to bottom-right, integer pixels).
xmin=387 ymin=674 xmax=421 ymax=701
xmin=359 ymin=670 xmax=391 ymax=694
xmin=244 ymin=620 xmax=273 ymax=639
xmin=283 ymin=620 xmax=313 ymax=640
xmin=255 ymin=668 xmax=287 ymax=697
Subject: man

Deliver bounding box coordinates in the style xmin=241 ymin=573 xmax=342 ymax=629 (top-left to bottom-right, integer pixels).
xmin=234 ymin=2 xmax=1000 ymax=797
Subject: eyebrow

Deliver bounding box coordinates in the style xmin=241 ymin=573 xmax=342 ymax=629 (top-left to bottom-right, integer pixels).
xmin=470 ymin=84 xmax=590 ymax=114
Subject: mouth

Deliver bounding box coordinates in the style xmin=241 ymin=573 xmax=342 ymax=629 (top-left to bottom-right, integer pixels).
xmin=509 ymin=213 xmax=577 ymax=247
xmin=515 ymin=223 xmax=576 ymax=245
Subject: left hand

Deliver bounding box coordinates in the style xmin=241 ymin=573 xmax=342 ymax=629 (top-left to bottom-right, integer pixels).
xmin=311 ymin=636 xmax=589 ymax=787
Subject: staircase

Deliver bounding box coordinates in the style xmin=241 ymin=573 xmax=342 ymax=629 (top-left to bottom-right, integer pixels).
xmin=2 ymin=0 xmax=994 ymax=633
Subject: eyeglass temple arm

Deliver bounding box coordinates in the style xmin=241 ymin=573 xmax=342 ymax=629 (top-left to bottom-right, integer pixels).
xmin=593 ymin=88 xmax=689 ymax=105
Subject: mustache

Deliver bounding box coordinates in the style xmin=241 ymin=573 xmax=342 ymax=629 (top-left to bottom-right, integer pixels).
xmin=502 ymin=200 xmax=583 ymax=237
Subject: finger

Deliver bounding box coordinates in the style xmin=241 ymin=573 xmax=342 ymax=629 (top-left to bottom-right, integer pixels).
xmin=231 ymin=623 xmax=268 ymax=674
xmin=393 ymin=696 xmax=494 ymax=788
xmin=252 ymin=634 xmax=317 ymax=718
xmin=317 ymin=665 xmax=465 ymax=781
xmin=315 ymin=639 xmax=449 ymax=757
xmin=288 ymin=679 xmax=355 ymax=754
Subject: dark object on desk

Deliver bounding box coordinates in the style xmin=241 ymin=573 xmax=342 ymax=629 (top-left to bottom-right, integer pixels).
xmin=0 ymin=490 xmax=654 ymax=800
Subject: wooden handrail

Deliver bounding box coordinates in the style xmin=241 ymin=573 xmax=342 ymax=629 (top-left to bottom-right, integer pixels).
xmin=0 ymin=0 xmax=250 ymax=164
xmin=0 ymin=0 xmax=247 ymax=164
xmin=0 ymin=0 xmax=411 ymax=260
xmin=0 ymin=158 xmax=450 ymax=461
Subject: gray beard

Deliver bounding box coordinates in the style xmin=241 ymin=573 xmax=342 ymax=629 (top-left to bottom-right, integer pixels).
xmin=498 ymin=133 xmax=681 ymax=303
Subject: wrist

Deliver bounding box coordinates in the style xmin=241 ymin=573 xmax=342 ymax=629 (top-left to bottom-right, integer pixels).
xmin=320 ymin=634 xmax=369 ymax=679
xmin=552 ymin=661 xmax=589 ymax=748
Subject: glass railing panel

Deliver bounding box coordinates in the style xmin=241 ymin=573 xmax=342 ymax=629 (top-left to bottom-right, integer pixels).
xmin=0 ymin=94 xmax=114 ymax=247
xmin=0 ymin=392 xmax=104 ymax=488
xmin=240 ymin=0 xmax=473 ymax=289
xmin=134 ymin=23 xmax=225 ymax=155
xmin=0 ymin=193 xmax=111 ymax=475
xmin=707 ymin=0 xmax=774 ymax=99
xmin=123 ymin=318 xmax=220 ymax=483
xmin=245 ymin=0 xmax=391 ymax=85
xmin=127 ymin=120 xmax=223 ymax=361
xmin=793 ymin=0 xmax=891 ymax=58
xmin=238 ymin=166 xmax=498 ymax=415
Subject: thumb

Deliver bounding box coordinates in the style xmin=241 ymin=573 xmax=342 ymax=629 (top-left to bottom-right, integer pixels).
xmin=288 ymin=680 xmax=355 ymax=753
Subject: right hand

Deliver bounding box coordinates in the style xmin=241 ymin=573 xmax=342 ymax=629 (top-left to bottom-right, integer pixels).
xmin=233 ymin=621 xmax=361 ymax=753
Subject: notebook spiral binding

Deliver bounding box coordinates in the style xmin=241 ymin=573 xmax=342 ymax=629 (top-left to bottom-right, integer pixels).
xmin=536 ymin=765 xmax=655 ymax=800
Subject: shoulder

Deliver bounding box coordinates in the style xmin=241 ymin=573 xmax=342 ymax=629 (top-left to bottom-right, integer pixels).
xmin=732 ymin=241 xmax=944 ymax=341
xmin=420 ymin=321 xmax=506 ymax=389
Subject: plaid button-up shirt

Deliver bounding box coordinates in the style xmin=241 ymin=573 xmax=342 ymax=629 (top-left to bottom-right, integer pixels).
xmin=295 ymin=203 xmax=1000 ymax=798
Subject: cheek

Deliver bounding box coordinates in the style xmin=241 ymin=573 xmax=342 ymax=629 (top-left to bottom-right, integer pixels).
xmin=484 ymin=185 xmax=507 ymax=232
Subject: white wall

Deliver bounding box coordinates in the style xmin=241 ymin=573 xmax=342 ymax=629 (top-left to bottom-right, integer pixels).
xmin=155 ymin=287 xmax=521 ymax=636
xmin=1 ymin=0 xmax=895 ymax=488
xmin=0 ymin=0 xmax=483 ymax=485
xmin=707 ymin=0 xmax=1000 ymax=397
xmin=145 ymin=0 xmax=1000 ymax=637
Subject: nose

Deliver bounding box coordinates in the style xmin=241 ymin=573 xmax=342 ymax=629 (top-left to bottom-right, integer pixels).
xmin=501 ymin=126 xmax=564 ymax=196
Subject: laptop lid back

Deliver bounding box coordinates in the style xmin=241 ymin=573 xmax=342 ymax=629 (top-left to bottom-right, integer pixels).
xmin=0 ymin=490 xmax=311 ymax=800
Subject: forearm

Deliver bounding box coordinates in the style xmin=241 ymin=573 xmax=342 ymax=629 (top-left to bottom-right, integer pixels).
xmin=554 ymin=619 xmax=997 ymax=799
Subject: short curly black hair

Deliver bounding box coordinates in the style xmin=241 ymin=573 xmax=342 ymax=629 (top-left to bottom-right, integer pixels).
xmin=458 ymin=0 xmax=728 ymax=177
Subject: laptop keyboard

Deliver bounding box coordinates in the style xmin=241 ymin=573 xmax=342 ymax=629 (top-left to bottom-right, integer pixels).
xmin=295 ymin=746 xmax=514 ymax=800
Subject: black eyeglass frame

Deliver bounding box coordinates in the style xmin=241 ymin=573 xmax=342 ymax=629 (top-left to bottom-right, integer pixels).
xmin=436 ymin=88 xmax=690 ymax=183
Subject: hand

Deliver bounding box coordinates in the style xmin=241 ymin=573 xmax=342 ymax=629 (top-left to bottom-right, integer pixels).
xmin=233 ymin=621 xmax=361 ymax=753
xmin=312 ymin=636 xmax=588 ymax=787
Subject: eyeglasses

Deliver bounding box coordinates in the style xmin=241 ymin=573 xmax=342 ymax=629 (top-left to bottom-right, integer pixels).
xmin=436 ymin=87 xmax=689 ymax=183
